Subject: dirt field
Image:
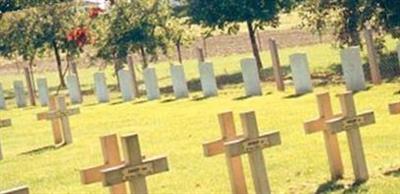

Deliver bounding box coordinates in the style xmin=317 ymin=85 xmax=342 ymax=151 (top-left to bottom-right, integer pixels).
xmin=0 ymin=28 xmax=332 ymax=74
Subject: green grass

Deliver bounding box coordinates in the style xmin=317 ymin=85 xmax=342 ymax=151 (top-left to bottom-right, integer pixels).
xmin=0 ymin=40 xmax=400 ymax=193
xmin=1 ymin=80 xmax=400 ymax=193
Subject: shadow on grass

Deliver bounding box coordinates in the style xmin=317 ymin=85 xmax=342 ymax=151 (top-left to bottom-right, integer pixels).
xmin=284 ymin=92 xmax=310 ymax=99
xmin=20 ymin=145 xmax=56 ymax=155
xmin=315 ymin=180 xmax=344 ymax=193
xmin=383 ymin=167 xmax=400 ymax=177
xmin=315 ymin=180 xmax=367 ymax=194
xmin=133 ymin=100 xmax=147 ymax=105
xmin=342 ymin=181 xmax=368 ymax=193
xmin=110 ymin=100 xmax=125 ymax=106
xmin=161 ymin=98 xmax=178 ymax=103
xmin=191 ymin=96 xmax=212 ymax=101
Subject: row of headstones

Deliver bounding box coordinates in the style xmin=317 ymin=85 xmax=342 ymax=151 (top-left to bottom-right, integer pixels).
xmin=2 ymin=41 xmax=400 ymax=110
xmin=81 ymin=44 xmax=400 ymax=103
xmin=2 ymin=92 xmax=400 ymax=194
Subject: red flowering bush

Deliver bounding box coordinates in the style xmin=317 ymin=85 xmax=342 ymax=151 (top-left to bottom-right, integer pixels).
xmin=88 ymin=7 xmax=103 ymax=19
xmin=67 ymin=27 xmax=90 ymax=48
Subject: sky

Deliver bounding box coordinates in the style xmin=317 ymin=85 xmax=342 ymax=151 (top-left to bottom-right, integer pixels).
xmin=84 ymin=0 xmax=108 ymax=9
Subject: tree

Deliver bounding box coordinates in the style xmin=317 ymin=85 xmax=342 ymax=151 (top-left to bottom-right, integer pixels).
xmin=95 ymin=0 xmax=172 ymax=71
xmin=163 ymin=17 xmax=195 ymax=64
xmin=186 ymin=0 xmax=296 ymax=71
xmin=0 ymin=1 xmax=91 ymax=88
xmin=298 ymin=0 xmax=400 ymax=48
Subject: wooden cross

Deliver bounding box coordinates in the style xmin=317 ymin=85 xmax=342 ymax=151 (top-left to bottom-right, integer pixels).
xmin=0 ymin=118 xmax=11 ymax=128
xmin=0 ymin=186 xmax=29 ymax=194
xmin=203 ymin=111 xmax=248 ymax=194
xmin=101 ymin=133 xmax=169 ymax=194
xmin=325 ymin=92 xmax=375 ymax=182
xmin=224 ymin=111 xmax=281 ymax=194
xmin=37 ymin=96 xmax=80 ymax=146
xmin=388 ymin=101 xmax=400 ymax=115
xmin=303 ymin=92 xmax=344 ymax=180
xmin=80 ymin=134 xmax=127 ymax=194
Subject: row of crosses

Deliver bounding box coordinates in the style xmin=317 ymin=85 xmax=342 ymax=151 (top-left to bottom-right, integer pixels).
xmin=2 ymin=91 xmax=400 ymax=193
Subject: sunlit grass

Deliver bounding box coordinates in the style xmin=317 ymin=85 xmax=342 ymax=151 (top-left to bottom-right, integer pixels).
xmin=0 ymin=38 xmax=399 ymax=193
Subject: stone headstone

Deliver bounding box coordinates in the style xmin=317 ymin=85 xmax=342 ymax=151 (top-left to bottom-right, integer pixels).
xmin=118 ymin=70 xmax=135 ymax=101
xmin=67 ymin=74 xmax=82 ymax=104
xmin=198 ymin=62 xmax=218 ymax=97
xmin=37 ymin=78 xmax=50 ymax=107
xmin=0 ymin=83 xmax=6 ymax=109
xmin=240 ymin=58 xmax=262 ymax=96
xmin=289 ymin=53 xmax=313 ymax=95
xmin=170 ymin=64 xmax=189 ymax=99
xmin=397 ymin=43 xmax=400 ymax=68
xmin=13 ymin=80 xmax=27 ymax=108
xmin=143 ymin=67 xmax=160 ymax=100
xmin=94 ymin=72 xmax=109 ymax=103
xmin=340 ymin=47 xmax=366 ymax=91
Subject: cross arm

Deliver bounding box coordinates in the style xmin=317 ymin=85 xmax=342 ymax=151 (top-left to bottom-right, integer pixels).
xmin=0 ymin=119 xmax=11 ymax=128
xmin=37 ymin=108 xmax=80 ymax=120
xmin=203 ymin=139 xmax=223 ymax=157
xmin=389 ymin=102 xmax=400 ymax=115
xmin=326 ymin=111 xmax=375 ymax=134
xmin=80 ymin=161 xmax=125 ymax=184
xmin=304 ymin=119 xmax=324 ymax=134
xmin=304 ymin=114 xmax=342 ymax=134
xmin=224 ymin=131 xmax=281 ymax=157
xmin=203 ymin=135 xmax=244 ymax=157
xmin=102 ymin=156 xmax=168 ymax=186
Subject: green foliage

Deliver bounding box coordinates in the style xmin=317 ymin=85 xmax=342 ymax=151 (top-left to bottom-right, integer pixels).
xmin=371 ymin=0 xmax=400 ymax=38
xmin=0 ymin=1 xmax=91 ymax=61
xmin=95 ymin=0 xmax=174 ymax=64
xmin=299 ymin=0 xmax=400 ymax=48
xmin=0 ymin=0 xmax=72 ymax=16
xmin=186 ymin=0 xmax=296 ymax=31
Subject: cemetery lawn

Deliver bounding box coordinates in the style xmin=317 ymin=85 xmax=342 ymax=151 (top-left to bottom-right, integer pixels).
xmin=1 ymin=39 xmax=400 ymax=193
xmin=0 ymin=82 xmax=399 ymax=193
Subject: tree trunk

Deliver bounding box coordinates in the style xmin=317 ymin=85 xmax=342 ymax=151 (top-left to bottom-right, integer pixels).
xmin=246 ymin=21 xmax=263 ymax=71
xmin=127 ymin=55 xmax=140 ymax=96
xmin=24 ymin=65 xmax=36 ymax=106
xmin=114 ymin=58 xmax=123 ymax=91
xmin=202 ymin=37 xmax=208 ymax=58
xmin=140 ymin=46 xmax=148 ymax=69
xmin=176 ymin=40 xmax=183 ymax=64
xmin=52 ymin=40 xmax=66 ymax=87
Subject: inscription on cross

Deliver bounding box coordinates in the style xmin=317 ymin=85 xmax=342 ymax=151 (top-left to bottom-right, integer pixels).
xmin=325 ymin=92 xmax=375 ymax=182
xmin=37 ymin=96 xmax=80 ymax=146
xmin=203 ymin=112 xmax=248 ymax=194
xmin=101 ymin=134 xmax=169 ymax=194
xmin=224 ymin=111 xmax=281 ymax=194
xmin=80 ymin=134 xmax=127 ymax=194
xmin=303 ymin=92 xmax=344 ymax=180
